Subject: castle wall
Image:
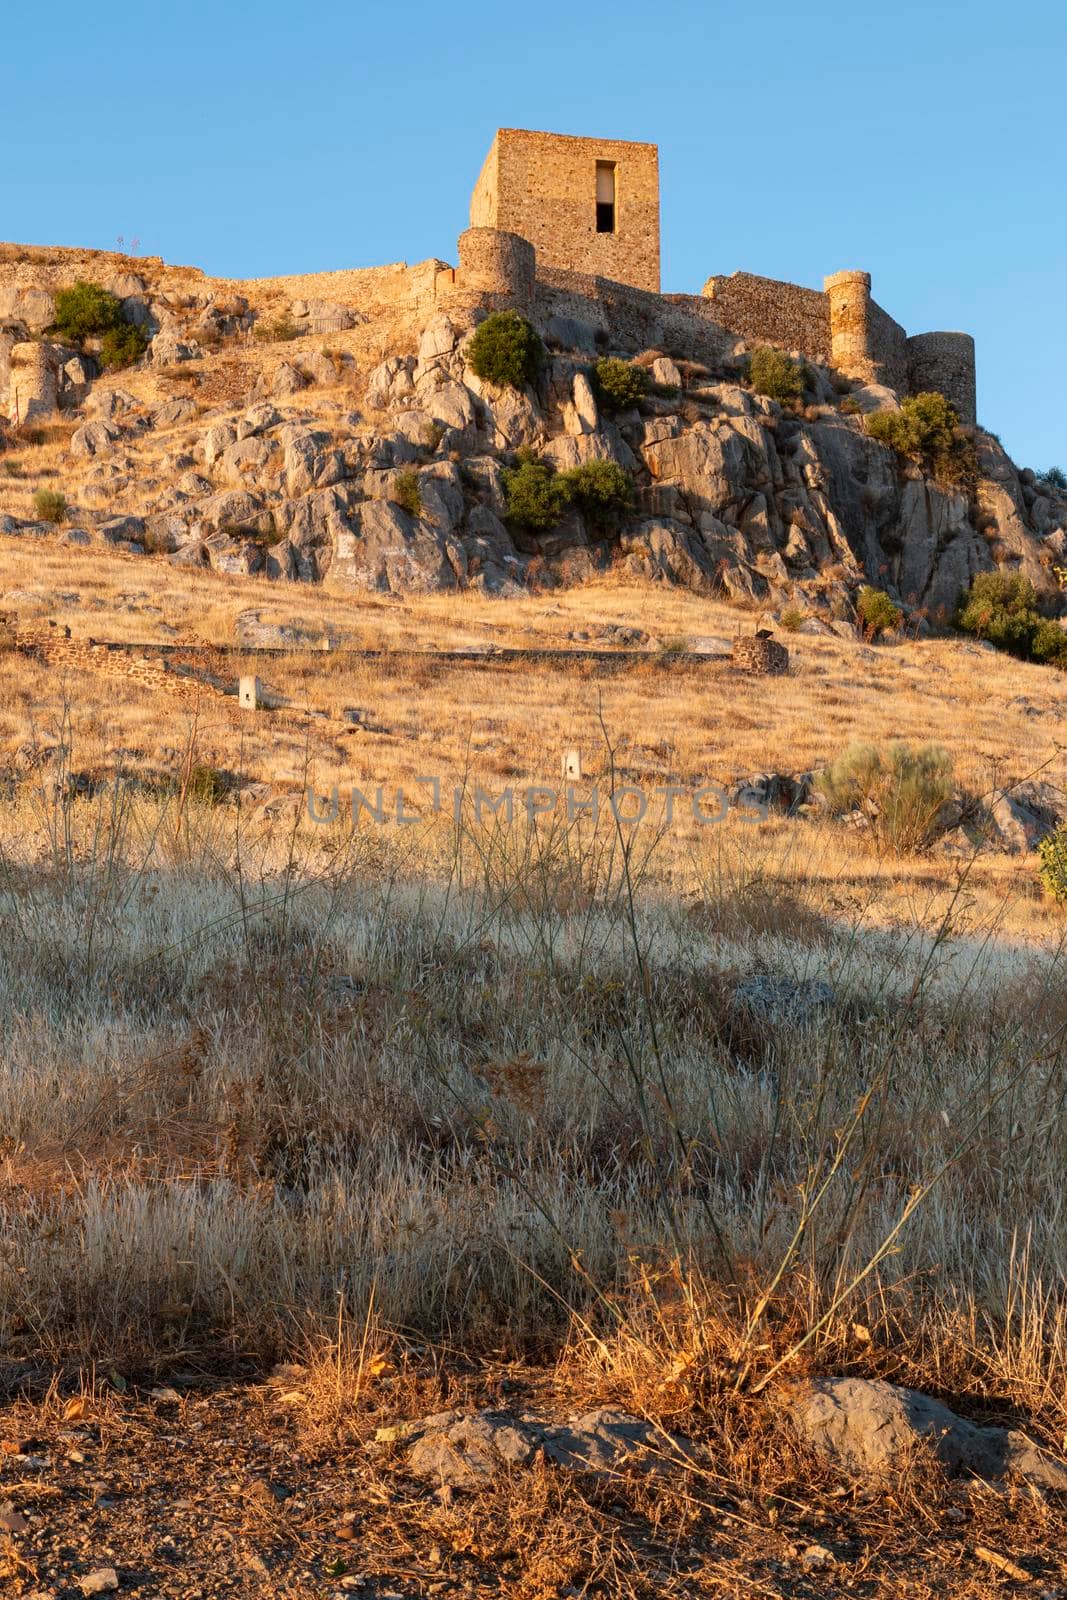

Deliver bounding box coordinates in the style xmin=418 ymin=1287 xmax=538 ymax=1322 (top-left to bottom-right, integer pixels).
xmin=700 ymin=272 xmax=831 ymax=363
xmin=866 ymin=299 xmax=910 ymax=394
xmin=453 ymin=228 xmax=536 ymax=309
xmin=534 ymin=267 xmax=732 ymax=366
xmin=473 ymin=129 xmax=660 ymax=295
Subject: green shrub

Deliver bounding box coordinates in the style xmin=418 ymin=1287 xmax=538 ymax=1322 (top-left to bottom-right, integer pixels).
xmin=1031 ymin=618 xmax=1067 ymax=669
xmin=1038 ymin=824 xmax=1067 ymax=901
xmin=1038 ymin=466 xmax=1067 ymax=491
xmin=592 ymin=357 xmax=649 ymax=413
xmin=955 ymin=571 xmax=1042 ymax=659
xmin=557 ymin=458 xmax=633 ymax=530
xmin=253 ymin=313 xmax=301 ymax=343
xmin=817 ymin=741 xmax=955 ymax=854
xmin=392 ymin=469 xmax=422 ymax=517
xmin=467 ymin=311 xmax=543 ymax=389
xmin=52 ymin=281 xmax=124 ymax=342
xmin=32 ymin=488 xmax=67 ymax=524
xmin=778 ymin=607 xmax=805 ymax=632
xmin=866 ymin=392 xmax=976 ymax=486
xmin=99 ymin=322 xmax=148 ymax=371
xmin=839 ymin=395 xmax=861 ymax=416
xmin=502 ymin=452 xmax=568 ymax=531
xmin=856 ymin=585 xmax=903 ymax=638
xmin=747 ymin=346 xmax=807 ymax=402
xmin=185 ymin=764 xmax=227 ymax=806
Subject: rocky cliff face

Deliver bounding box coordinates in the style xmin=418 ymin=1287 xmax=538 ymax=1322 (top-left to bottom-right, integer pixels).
xmin=2 ymin=296 xmax=1064 ymax=628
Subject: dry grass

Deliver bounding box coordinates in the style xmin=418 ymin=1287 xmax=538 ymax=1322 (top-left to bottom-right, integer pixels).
xmin=1 ymin=547 xmax=1066 ymax=1591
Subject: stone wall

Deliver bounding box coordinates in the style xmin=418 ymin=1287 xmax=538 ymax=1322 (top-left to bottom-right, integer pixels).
xmin=471 ymin=129 xmax=660 ymax=295
xmin=701 ymin=272 xmax=831 ymax=363
xmin=866 ymin=299 xmax=910 ymax=395
xmin=451 ymin=228 xmax=536 ymax=310
xmin=907 ymin=331 xmax=977 ymax=426
xmin=534 ymin=266 xmax=731 ymax=366
xmin=7 ymin=342 xmax=59 ymax=424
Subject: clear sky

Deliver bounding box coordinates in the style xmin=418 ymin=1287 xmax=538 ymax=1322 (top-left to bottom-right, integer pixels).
xmin=8 ymin=0 xmax=1064 ymax=469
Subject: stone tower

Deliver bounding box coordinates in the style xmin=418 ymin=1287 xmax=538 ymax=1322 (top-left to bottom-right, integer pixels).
xmin=470 ymin=128 xmax=660 ymax=294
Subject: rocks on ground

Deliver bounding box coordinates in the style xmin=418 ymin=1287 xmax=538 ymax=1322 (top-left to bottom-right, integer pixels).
xmin=788 ymin=1376 xmax=1067 ymax=1492
xmin=397 ymin=1407 xmax=691 ymax=1489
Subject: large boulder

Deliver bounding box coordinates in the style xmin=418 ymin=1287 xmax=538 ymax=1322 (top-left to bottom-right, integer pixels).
xmin=329 ymin=499 xmax=459 ymax=594
xmin=788 ymin=1377 xmax=1067 ymax=1492
xmin=71 ymin=420 xmax=120 ymax=458
xmin=279 ymin=425 xmax=344 ymax=496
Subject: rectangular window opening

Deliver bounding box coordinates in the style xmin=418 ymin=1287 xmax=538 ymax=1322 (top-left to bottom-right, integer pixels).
xmin=595 ymin=161 xmax=616 ymax=234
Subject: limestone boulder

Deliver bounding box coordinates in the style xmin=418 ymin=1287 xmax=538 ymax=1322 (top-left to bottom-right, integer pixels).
xmin=71 ymin=420 xmax=120 ymax=458
xmin=788 ymin=1377 xmax=1067 ymax=1492
xmin=329 ymin=499 xmax=460 ymax=594
xmin=618 ymin=519 xmax=717 ymax=591
xmin=366 ymin=356 xmax=416 ymax=410
xmin=279 ymin=425 xmax=344 ymax=496
xmin=404 ymin=1407 xmax=690 ymax=1489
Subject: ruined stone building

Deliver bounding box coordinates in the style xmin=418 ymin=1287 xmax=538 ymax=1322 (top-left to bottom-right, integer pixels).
xmin=466 ymin=128 xmax=976 ymax=423
xmin=1 ymin=126 xmax=977 ymax=426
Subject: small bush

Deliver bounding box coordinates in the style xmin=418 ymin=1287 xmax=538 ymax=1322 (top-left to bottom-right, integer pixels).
xmin=1038 ymin=825 xmax=1067 ymax=901
xmin=592 ymin=357 xmax=649 ymax=413
xmin=53 ymin=281 xmax=124 ymax=342
xmin=1031 ymin=618 xmax=1067 ymax=669
xmin=221 ymin=520 xmax=284 ymax=549
xmin=866 ymin=392 xmax=976 ymax=486
xmin=856 ymin=585 xmax=903 ymax=638
xmin=185 ymin=764 xmax=227 ymax=806
xmin=99 ymin=322 xmax=149 ymax=371
xmin=748 ymin=346 xmax=807 ymax=402
xmin=955 ymin=571 xmax=1043 ymax=659
xmin=502 ymin=452 xmax=568 ymax=532
xmin=817 ymin=742 xmax=955 ymax=854
xmin=839 ymin=395 xmax=861 ymax=416
xmin=253 ymin=313 xmax=301 ymax=344
xmin=557 ymin=458 xmax=633 ymax=531
xmin=1038 ymin=466 xmax=1067 ymax=491
xmin=392 ymin=469 xmax=422 ymax=517
xmin=467 ymin=311 xmax=543 ymax=389
xmin=778 ymin=607 xmax=805 ymax=632
xmin=32 ymin=488 xmax=67 ymax=524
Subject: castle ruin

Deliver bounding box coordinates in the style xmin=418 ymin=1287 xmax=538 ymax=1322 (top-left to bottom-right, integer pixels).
xmin=0 ymin=126 xmax=978 ymax=426
xmin=465 ymin=128 xmax=976 ymax=423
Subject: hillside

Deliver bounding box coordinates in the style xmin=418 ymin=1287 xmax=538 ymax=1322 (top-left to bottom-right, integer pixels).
xmin=1 ymin=241 xmax=1065 ymax=630
xmin=1 ymin=239 xmax=1067 ymax=1600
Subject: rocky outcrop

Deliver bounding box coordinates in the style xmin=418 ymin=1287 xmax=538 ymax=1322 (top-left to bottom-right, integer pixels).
xmin=3 ymin=296 xmax=1064 ymax=618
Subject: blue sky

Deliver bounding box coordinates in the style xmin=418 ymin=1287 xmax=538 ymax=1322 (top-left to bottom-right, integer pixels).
xmin=8 ymin=0 xmax=1064 ymax=468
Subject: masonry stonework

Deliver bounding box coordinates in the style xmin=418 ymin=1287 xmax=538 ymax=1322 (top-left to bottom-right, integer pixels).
xmin=906 ymin=332 xmax=977 ymax=429
xmin=470 ymin=129 xmax=660 ymax=295
xmin=701 ymin=273 xmax=831 ymax=363
xmin=0 ymin=128 xmax=980 ymax=429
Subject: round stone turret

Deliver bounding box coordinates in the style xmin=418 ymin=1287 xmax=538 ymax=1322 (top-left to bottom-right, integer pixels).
xmin=454 ymin=227 xmax=536 ymax=310
xmin=823 ymin=270 xmax=875 ymax=383
xmin=906 ymin=331 xmax=977 ymax=426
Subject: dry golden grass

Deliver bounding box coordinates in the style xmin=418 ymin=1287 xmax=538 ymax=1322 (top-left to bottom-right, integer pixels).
xmin=0 ymin=537 xmax=1062 ymax=936
xmin=0 ymin=540 xmax=1065 ymax=1594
